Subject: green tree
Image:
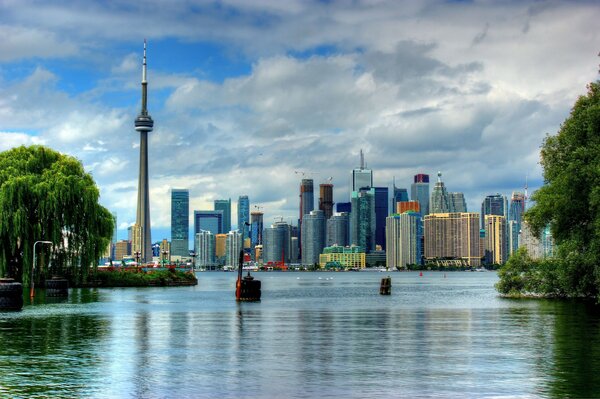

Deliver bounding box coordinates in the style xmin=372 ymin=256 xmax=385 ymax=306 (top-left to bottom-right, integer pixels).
xmin=519 ymin=81 xmax=600 ymax=299
xmin=0 ymin=145 xmax=113 ymax=286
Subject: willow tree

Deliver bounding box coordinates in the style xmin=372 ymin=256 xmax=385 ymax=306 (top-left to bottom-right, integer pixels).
xmin=0 ymin=145 xmax=113 ymax=286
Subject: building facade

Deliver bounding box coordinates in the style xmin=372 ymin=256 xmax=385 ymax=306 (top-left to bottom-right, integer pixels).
xmin=195 ymin=230 xmax=215 ymax=267
xmin=350 ymin=188 xmax=376 ymax=253
xmin=484 ymin=215 xmax=507 ymax=265
xmin=299 ymin=178 xmax=314 ymax=223
xmin=411 ymin=173 xmax=430 ymax=216
xmin=397 ymin=201 xmax=420 ymax=214
xmin=424 ymin=212 xmax=481 ymax=266
xmin=448 ymin=192 xmax=467 ymax=213
xmin=214 ymin=199 xmax=231 ymax=234
xmin=319 ymin=245 xmax=366 ymax=269
xmin=225 ymin=230 xmax=242 ymax=268
xmin=319 ymin=183 xmax=334 ymax=219
xmin=326 ymin=212 xmax=350 ymax=247
xmin=263 ymin=221 xmax=292 ymax=263
xmin=374 ymin=186 xmax=389 ymax=250
xmin=238 ymin=195 xmax=250 ymax=239
xmin=301 ymin=210 xmax=326 ymax=265
xmin=194 ymin=210 xmax=223 ymax=236
xmin=430 ymin=172 xmax=450 ymax=214
xmin=171 ymin=189 xmax=189 ymax=257
xmin=386 ymin=212 xmax=422 ymax=269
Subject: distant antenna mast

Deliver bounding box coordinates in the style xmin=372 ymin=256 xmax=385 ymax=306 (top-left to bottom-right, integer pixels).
xmin=360 ymin=149 xmax=364 ymax=170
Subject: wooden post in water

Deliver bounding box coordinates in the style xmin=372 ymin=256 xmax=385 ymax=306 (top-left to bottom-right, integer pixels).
xmin=236 ymin=249 xmax=261 ymax=302
xmin=380 ymin=276 xmax=391 ymax=295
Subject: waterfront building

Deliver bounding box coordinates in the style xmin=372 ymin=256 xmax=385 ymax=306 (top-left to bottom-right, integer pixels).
xmin=319 ymin=183 xmax=334 ymax=219
xmin=225 ymin=230 xmax=242 ymax=268
xmin=336 ymin=202 xmax=351 ymax=213
xmin=214 ymin=199 xmax=232 ymax=234
xmin=424 ymin=212 xmax=481 ymax=266
xmin=171 ymin=189 xmax=189 ymax=257
xmin=319 ymin=245 xmax=366 ymax=269
xmin=115 ymin=240 xmax=131 ymax=262
xmin=215 ymin=234 xmax=227 ymax=264
xmin=238 ymin=195 xmax=250 ymax=239
xmin=301 ymin=210 xmax=326 ymax=266
xmin=366 ymin=248 xmax=387 ymax=267
xmin=291 ymin=237 xmax=299 ymax=263
xmin=350 ymin=188 xmax=376 ymax=253
xmin=134 ymin=41 xmax=154 ymax=262
xmin=352 ymin=149 xmax=373 ymax=191
xmin=508 ymin=192 xmax=526 ymax=256
xmin=411 ymin=173 xmax=430 ymax=215
xmin=263 ymin=221 xmax=292 ymax=263
xmin=484 ymin=215 xmax=507 ymax=265
xmin=448 ymin=192 xmax=467 ymax=213
xmin=374 ymin=187 xmax=389 ymax=250
xmin=299 ymin=178 xmax=314 ymax=223
xmin=195 ymin=230 xmax=215 ymax=267
xmin=194 ymin=210 xmax=223 ymax=235
xmin=507 ymin=219 xmax=520 ymax=257
xmin=481 ymin=194 xmax=508 ymax=229
xmin=386 ymin=212 xmax=422 ymax=269
xmin=397 ymin=201 xmax=420 ymax=214
xmin=326 ymin=212 xmax=350 ymax=247
xmin=429 ymin=172 xmax=450 ymax=214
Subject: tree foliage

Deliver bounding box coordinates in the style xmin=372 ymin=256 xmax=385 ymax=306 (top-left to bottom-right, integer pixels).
xmin=0 ymin=145 xmax=113 ymax=286
xmin=502 ymin=81 xmax=600 ymax=300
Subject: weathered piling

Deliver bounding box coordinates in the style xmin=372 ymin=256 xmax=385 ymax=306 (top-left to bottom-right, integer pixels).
xmin=236 ymin=250 xmax=261 ymax=302
xmin=0 ymin=278 xmax=24 ymax=311
xmin=380 ymin=276 xmax=391 ymax=295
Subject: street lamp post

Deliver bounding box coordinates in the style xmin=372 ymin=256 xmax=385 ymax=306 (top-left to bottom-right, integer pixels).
xmin=30 ymin=240 xmax=52 ymax=299
xmin=134 ymin=251 xmax=141 ymax=269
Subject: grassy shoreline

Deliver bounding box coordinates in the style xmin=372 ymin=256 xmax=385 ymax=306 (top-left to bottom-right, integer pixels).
xmin=82 ymin=268 xmax=198 ymax=288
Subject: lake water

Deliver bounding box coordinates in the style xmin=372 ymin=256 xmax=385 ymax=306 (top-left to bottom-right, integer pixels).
xmin=1 ymin=271 xmax=599 ymax=398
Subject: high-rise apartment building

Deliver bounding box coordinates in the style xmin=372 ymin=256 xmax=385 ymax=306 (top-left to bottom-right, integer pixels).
xmin=352 ymin=150 xmax=373 ymax=191
xmin=392 ymin=180 xmax=409 ymax=213
xmin=214 ymin=199 xmax=231 ymax=234
xmin=430 ymin=172 xmax=450 ymax=214
xmin=171 ymin=189 xmax=189 ymax=257
xmin=448 ymin=192 xmax=467 ymax=213
xmin=481 ymin=194 xmax=508 ymax=229
xmin=411 ymin=173 xmax=430 ymax=215
xmin=374 ymin=187 xmax=389 ymax=250
xmin=386 ymin=212 xmax=422 ymax=269
xmin=484 ymin=215 xmax=507 ymax=265
xmin=225 ymin=230 xmax=242 ymax=268
xmin=326 ymin=212 xmax=350 ymax=247
xmin=319 ymin=183 xmax=334 ymax=219
xmin=115 ymin=240 xmax=131 ymax=262
xmin=263 ymin=221 xmax=292 ymax=263
xmin=299 ymin=179 xmax=314 ymax=223
xmin=195 ymin=230 xmax=215 ymax=267
xmin=397 ymin=201 xmax=420 ymax=214
xmin=237 ymin=195 xmax=250 ymax=238
xmin=424 ymin=212 xmax=481 ymax=266
xmin=194 ymin=210 xmax=223 ymax=236
xmin=215 ymin=233 xmax=227 ymax=264
xmin=351 ymin=188 xmax=376 ymax=253
xmin=301 ymin=210 xmax=326 ymax=265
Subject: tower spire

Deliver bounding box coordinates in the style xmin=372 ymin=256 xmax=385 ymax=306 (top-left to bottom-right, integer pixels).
xmin=134 ymin=40 xmax=154 ymax=263
xmin=360 ymin=149 xmax=364 ymax=169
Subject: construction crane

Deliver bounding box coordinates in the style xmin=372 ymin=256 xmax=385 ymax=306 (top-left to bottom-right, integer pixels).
xmin=294 ymin=170 xmax=320 ymax=178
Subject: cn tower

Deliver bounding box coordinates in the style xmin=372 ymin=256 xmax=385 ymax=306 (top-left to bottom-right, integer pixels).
xmin=134 ymin=40 xmax=154 ymax=262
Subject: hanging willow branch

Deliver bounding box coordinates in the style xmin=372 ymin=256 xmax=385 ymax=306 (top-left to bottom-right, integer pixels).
xmin=0 ymin=145 xmax=113 ymax=285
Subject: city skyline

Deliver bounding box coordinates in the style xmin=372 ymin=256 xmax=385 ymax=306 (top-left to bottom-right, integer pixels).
xmin=0 ymin=1 xmax=598 ymax=242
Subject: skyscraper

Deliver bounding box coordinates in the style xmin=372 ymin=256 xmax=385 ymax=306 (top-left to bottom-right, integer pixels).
xmin=195 ymin=230 xmax=215 ymax=267
xmin=238 ymin=195 xmax=250 ymax=238
xmin=351 ymin=188 xmax=376 ymax=252
xmin=225 ymin=230 xmax=242 ymax=268
xmin=264 ymin=221 xmax=292 ymax=263
xmin=214 ymin=199 xmax=231 ymax=234
xmin=481 ymin=194 xmax=508 ymax=229
xmin=301 ymin=210 xmax=326 ymax=265
xmin=374 ymin=187 xmax=389 ymax=250
xmin=484 ymin=215 xmax=507 ymax=265
xmin=336 ymin=202 xmax=351 ymax=213
xmin=299 ymin=179 xmax=314 ymax=223
xmin=171 ymin=189 xmax=189 ymax=257
xmin=326 ymin=212 xmax=350 ymax=247
xmin=448 ymin=192 xmax=467 ymax=213
xmin=508 ymin=192 xmax=526 ymax=255
xmin=134 ymin=41 xmax=154 ymax=262
xmin=392 ymin=178 xmax=409 ymax=214
xmin=352 ymin=149 xmax=373 ymax=191
xmin=411 ymin=173 xmax=430 ymax=215
xmin=319 ymin=183 xmax=334 ymax=219
xmin=386 ymin=212 xmax=422 ymax=269
xmin=194 ymin=210 xmax=223 ymax=236
xmin=250 ymin=211 xmax=264 ymax=248
xmin=429 ymin=172 xmax=449 ymax=214
xmin=424 ymin=212 xmax=481 ymax=266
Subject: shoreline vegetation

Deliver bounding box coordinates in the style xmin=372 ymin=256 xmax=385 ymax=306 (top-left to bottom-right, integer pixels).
xmin=496 ymin=81 xmax=600 ymax=302
xmin=84 ymin=268 xmax=197 ymax=288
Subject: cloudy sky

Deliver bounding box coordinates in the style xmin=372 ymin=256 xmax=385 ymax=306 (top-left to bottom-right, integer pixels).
xmin=0 ymin=0 xmax=598 ymax=241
